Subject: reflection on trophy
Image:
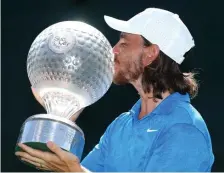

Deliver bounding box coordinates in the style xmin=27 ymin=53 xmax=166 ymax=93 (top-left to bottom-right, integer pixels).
xmin=15 ymin=21 xmax=114 ymax=165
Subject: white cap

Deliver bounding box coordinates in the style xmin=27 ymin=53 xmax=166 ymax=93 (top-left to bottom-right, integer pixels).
xmin=104 ymin=8 xmax=195 ymax=64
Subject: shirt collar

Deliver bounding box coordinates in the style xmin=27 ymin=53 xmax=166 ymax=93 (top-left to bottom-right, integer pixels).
xmin=129 ymin=92 xmax=190 ymax=118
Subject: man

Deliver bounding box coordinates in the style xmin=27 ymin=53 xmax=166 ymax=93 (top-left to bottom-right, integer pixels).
xmin=15 ymin=8 xmax=214 ymax=172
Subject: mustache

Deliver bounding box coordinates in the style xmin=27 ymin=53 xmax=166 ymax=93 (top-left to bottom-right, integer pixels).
xmin=114 ymin=56 xmax=119 ymax=64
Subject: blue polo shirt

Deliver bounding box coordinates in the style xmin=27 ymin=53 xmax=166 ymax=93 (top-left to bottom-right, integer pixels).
xmin=81 ymin=92 xmax=214 ymax=172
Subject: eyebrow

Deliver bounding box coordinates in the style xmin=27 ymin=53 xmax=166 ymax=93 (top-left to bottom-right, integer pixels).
xmin=120 ymin=32 xmax=128 ymax=39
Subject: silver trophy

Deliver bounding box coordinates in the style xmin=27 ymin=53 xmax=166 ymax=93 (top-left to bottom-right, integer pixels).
xmin=15 ymin=21 xmax=114 ymax=165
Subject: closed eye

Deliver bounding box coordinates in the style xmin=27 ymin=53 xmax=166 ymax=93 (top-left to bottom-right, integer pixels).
xmin=120 ymin=42 xmax=128 ymax=47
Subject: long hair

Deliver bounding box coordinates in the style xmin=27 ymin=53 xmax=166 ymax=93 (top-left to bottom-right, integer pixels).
xmin=141 ymin=36 xmax=199 ymax=99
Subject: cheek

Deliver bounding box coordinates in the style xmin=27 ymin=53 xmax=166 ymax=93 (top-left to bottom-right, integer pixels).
xmin=118 ymin=51 xmax=133 ymax=63
xmin=114 ymin=59 xmax=129 ymax=74
xmin=118 ymin=58 xmax=130 ymax=69
xmin=116 ymin=50 xmax=140 ymax=69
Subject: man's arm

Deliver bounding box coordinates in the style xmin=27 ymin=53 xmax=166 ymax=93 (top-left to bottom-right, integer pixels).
xmin=144 ymin=123 xmax=214 ymax=172
xmin=81 ymin=123 xmax=112 ymax=172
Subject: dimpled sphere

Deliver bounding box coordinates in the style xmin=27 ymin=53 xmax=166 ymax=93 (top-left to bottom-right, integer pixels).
xmin=27 ymin=21 xmax=114 ymax=117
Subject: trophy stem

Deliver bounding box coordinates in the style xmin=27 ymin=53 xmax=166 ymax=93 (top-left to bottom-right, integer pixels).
xmin=41 ymin=90 xmax=82 ymax=119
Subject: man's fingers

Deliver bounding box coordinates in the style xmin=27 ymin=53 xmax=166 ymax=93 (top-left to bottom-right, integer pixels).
xmin=15 ymin=151 xmax=46 ymax=165
xmin=21 ymin=158 xmax=50 ymax=171
xmin=46 ymin=141 xmax=66 ymax=160
xmin=46 ymin=141 xmax=80 ymax=163
xmin=21 ymin=157 xmax=40 ymax=167
xmin=17 ymin=143 xmax=62 ymax=163
xmin=17 ymin=143 xmax=46 ymax=160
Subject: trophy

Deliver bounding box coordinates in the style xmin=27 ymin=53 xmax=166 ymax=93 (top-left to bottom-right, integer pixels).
xmin=15 ymin=21 xmax=114 ymax=165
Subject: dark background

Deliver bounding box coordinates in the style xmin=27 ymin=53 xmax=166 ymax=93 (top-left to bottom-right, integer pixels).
xmin=2 ymin=0 xmax=224 ymax=171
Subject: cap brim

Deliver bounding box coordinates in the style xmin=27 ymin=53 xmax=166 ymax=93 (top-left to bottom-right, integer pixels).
xmin=104 ymin=15 xmax=139 ymax=35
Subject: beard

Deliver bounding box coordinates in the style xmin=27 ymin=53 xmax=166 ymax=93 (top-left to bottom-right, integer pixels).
xmin=113 ymin=54 xmax=144 ymax=85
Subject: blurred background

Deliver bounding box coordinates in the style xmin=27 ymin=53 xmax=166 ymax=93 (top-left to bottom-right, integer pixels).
xmin=1 ymin=0 xmax=223 ymax=171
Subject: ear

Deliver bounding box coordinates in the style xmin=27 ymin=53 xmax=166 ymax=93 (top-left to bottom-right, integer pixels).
xmin=142 ymin=44 xmax=160 ymax=67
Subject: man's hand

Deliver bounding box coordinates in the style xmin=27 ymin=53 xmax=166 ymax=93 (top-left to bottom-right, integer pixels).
xmin=15 ymin=141 xmax=84 ymax=172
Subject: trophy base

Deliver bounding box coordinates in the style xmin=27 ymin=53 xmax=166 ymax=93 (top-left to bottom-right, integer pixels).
xmin=16 ymin=114 xmax=85 ymax=168
xmin=15 ymin=141 xmax=57 ymax=153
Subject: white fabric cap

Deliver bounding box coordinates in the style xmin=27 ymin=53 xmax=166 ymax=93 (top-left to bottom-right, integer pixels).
xmin=104 ymin=8 xmax=195 ymax=64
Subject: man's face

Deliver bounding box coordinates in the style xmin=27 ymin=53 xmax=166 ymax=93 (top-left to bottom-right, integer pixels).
xmin=112 ymin=32 xmax=145 ymax=85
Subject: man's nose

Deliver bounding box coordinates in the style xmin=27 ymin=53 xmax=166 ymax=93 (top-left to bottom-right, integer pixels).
xmin=113 ymin=46 xmax=119 ymax=55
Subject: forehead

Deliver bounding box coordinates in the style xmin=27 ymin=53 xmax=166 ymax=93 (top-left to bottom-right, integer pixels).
xmin=120 ymin=32 xmax=143 ymax=43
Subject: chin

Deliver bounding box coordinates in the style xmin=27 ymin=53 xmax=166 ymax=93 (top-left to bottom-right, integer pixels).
xmin=112 ymin=69 xmax=129 ymax=85
xmin=112 ymin=77 xmax=129 ymax=85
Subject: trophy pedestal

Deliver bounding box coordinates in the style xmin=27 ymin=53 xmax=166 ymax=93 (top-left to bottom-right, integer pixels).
xmin=16 ymin=114 xmax=85 ymax=165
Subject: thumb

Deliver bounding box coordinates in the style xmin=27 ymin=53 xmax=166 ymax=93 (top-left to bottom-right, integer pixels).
xmin=47 ymin=141 xmax=66 ymax=160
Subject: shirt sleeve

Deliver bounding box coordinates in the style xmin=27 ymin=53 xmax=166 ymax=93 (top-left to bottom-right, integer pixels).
xmin=81 ymin=123 xmax=112 ymax=172
xmin=145 ymin=123 xmax=212 ymax=172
